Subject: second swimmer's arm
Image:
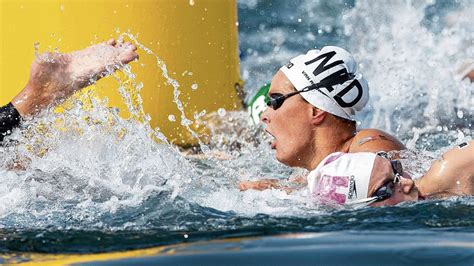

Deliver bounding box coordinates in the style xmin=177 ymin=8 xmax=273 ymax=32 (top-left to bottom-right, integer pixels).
xmin=239 ymin=176 xmax=307 ymax=193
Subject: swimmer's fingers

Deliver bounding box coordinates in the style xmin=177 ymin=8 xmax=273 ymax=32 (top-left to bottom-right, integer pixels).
xmin=238 ymin=179 xmax=280 ymax=191
xmin=124 ymin=42 xmax=137 ymax=51
xmin=105 ymin=38 xmax=138 ymax=63
xmin=117 ymin=41 xmax=138 ymax=63
xmin=118 ymin=50 xmax=139 ymax=64
xmin=107 ymin=39 xmax=137 ymax=51
xmin=107 ymin=38 xmax=116 ymax=46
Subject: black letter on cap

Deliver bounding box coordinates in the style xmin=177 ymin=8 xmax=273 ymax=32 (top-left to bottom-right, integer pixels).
xmin=334 ymin=79 xmax=363 ymax=108
xmin=304 ymin=51 xmax=344 ymax=77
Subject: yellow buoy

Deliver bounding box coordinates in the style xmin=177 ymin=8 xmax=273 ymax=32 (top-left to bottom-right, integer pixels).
xmin=0 ymin=0 xmax=243 ymax=146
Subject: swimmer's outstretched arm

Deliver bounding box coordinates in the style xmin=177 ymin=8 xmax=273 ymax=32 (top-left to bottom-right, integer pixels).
xmin=0 ymin=39 xmax=138 ymax=142
xmin=239 ymin=175 xmax=307 ymax=194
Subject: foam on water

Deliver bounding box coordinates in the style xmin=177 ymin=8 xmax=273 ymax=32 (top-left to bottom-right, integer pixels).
xmin=0 ymin=40 xmax=306 ymax=233
xmin=344 ymin=0 xmax=473 ymax=137
xmin=0 ymin=0 xmax=473 ymax=252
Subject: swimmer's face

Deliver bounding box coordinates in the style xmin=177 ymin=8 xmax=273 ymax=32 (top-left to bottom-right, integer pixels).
xmin=261 ymin=71 xmax=315 ymax=168
xmin=368 ymin=157 xmax=419 ymax=207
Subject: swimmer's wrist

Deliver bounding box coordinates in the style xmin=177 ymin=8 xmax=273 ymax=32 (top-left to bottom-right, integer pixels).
xmin=12 ymin=84 xmax=49 ymax=117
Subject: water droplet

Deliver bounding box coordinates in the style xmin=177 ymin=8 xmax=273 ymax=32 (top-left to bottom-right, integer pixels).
xmin=217 ymin=108 xmax=226 ymax=117
xmin=34 ymin=42 xmax=40 ymax=52
xmin=168 ymin=115 xmax=176 ymax=122
xmin=184 ymin=234 xmax=189 ymax=238
xmin=189 ymin=0 xmax=194 ymax=6
xmin=457 ymin=130 xmax=465 ymax=141
xmin=194 ymin=110 xmax=206 ymax=119
xmin=200 ymin=145 xmax=210 ymax=154
xmin=191 ymin=84 xmax=198 ymax=90
xmin=297 ymin=18 xmax=302 ymax=23
xmin=457 ymin=110 xmax=464 ymax=119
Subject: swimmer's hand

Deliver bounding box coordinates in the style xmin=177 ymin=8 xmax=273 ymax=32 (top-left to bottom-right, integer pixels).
xmin=239 ymin=179 xmax=281 ymax=191
xmin=12 ymin=39 xmax=138 ymax=117
xmin=239 ymin=176 xmax=307 ymax=194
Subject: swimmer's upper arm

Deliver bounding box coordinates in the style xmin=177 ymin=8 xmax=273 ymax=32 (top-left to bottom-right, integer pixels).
xmin=350 ymin=129 xmax=405 ymax=153
xmin=418 ymin=140 xmax=474 ymax=196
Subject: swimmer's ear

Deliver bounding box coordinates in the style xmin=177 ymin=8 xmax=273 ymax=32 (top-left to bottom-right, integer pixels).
xmin=311 ymin=107 xmax=327 ymax=125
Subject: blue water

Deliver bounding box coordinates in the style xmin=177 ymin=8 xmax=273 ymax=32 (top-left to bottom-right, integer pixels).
xmin=0 ymin=0 xmax=473 ymax=263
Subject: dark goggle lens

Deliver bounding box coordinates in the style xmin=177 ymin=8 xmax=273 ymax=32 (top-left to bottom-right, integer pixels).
xmin=266 ymin=95 xmax=284 ymax=110
xmin=373 ymin=181 xmax=394 ymax=201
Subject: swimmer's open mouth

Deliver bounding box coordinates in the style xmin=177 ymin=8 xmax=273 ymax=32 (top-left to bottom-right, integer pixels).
xmin=265 ymin=130 xmax=275 ymax=139
xmin=265 ymin=130 xmax=276 ymax=148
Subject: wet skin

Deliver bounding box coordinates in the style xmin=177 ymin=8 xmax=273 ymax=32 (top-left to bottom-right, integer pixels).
xmin=241 ymin=71 xmax=474 ymax=205
xmin=240 ymin=71 xmax=405 ymax=192
xmin=261 ymin=71 xmax=405 ymax=170
xmin=261 ymin=71 xmax=317 ymax=168
xmin=367 ymin=156 xmax=419 ymax=207
xmin=368 ymin=140 xmax=474 ymax=207
xmin=12 ymin=39 xmax=138 ymax=117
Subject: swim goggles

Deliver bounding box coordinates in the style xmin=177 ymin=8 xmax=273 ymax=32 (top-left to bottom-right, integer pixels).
xmin=347 ymin=159 xmax=403 ymax=208
xmin=266 ymin=72 xmax=355 ymax=110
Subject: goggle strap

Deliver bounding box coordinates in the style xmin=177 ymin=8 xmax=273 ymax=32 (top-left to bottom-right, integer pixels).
xmin=345 ymin=196 xmax=379 ymax=208
xmin=393 ymin=173 xmax=401 ymax=184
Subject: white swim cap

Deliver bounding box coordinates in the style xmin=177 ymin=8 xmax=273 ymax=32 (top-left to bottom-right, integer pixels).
xmin=280 ymin=46 xmax=369 ymax=121
xmin=307 ymin=152 xmax=376 ymax=207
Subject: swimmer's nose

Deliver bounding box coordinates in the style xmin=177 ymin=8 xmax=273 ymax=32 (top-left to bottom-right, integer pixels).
xmin=261 ymin=107 xmax=270 ymax=124
xmin=400 ymin=177 xmax=415 ymax=194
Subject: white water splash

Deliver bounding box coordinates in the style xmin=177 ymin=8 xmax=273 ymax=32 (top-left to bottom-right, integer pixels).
xmin=343 ymin=0 xmax=473 ymax=137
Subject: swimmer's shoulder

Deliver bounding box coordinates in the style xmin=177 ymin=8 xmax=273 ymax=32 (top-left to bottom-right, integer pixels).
xmin=349 ymin=129 xmax=406 ymax=153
